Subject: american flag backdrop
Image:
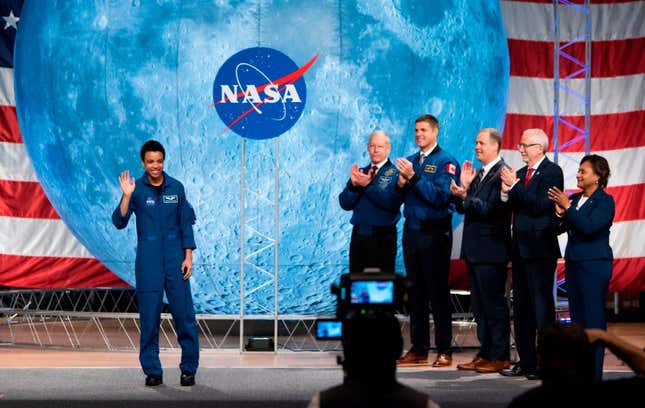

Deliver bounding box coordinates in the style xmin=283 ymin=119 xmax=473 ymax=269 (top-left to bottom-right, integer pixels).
xmin=0 ymin=0 xmax=643 ymax=292
xmin=499 ymin=0 xmax=645 ymax=291
xmin=0 ymin=0 xmax=126 ymax=287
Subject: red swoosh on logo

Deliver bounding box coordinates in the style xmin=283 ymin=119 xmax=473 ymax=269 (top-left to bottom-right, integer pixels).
xmin=212 ymin=53 xmax=319 ymax=106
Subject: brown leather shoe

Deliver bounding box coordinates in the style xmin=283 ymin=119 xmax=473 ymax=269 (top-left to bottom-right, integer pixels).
xmin=397 ymin=351 xmax=428 ymax=365
xmin=432 ymin=353 xmax=453 ymax=367
xmin=475 ymin=360 xmax=510 ymax=373
xmin=457 ymin=356 xmax=489 ymax=371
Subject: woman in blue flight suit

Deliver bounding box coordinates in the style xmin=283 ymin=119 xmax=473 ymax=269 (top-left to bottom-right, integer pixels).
xmin=548 ymin=154 xmax=615 ymax=382
xmin=112 ymin=140 xmax=199 ymax=387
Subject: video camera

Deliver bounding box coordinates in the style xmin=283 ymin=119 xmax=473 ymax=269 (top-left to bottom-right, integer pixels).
xmin=315 ymin=270 xmax=407 ymax=340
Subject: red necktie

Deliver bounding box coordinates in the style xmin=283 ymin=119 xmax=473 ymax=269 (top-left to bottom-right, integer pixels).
xmin=369 ymin=165 xmax=378 ymax=179
xmin=524 ymin=168 xmax=535 ymax=186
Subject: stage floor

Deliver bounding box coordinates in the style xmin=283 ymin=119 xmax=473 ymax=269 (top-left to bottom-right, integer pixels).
xmin=0 ymin=323 xmax=642 ymax=408
xmin=1 ymin=322 xmax=642 ymax=370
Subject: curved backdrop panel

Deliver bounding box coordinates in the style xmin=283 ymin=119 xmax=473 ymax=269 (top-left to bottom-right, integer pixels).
xmin=14 ymin=0 xmax=509 ymax=314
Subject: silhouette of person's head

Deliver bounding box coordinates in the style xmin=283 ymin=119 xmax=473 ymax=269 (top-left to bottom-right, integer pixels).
xmin=538 ymin=322 xmax=595 ymax=386
xmin=341 ymin=312 xmax=403 ymax=382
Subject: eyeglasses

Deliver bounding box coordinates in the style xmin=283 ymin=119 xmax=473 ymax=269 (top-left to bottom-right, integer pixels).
xmin=517 ymin=143 xmax=541 ymax=150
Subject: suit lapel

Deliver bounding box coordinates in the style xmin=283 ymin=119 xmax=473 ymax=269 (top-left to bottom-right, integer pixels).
xmin=480 ymin=160 xmax=503 ymax=186
xmin=570 ymin=193 xmax=582 ymax=210
xmin=530 ymin=157 xmax=550 ymax=185
xmin=522 ymin=157 xmax=549 ymax=188
xmin=471 ymin=160 xmax=503 ymax=195
xmin=575 ymin=188 xmax=601 ymax=212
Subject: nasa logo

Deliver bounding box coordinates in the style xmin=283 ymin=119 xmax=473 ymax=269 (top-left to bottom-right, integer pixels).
xmin=212 ymin=47 xmax=318 ymax=140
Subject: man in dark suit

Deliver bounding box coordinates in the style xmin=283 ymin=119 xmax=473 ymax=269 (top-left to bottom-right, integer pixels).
xmin=339 ymin=130 xmax=403 ymax=274
xmin=499 ymin=128 xmax=564 ymax=380
xmin=450 ymin=128 xmax=512 ymax=373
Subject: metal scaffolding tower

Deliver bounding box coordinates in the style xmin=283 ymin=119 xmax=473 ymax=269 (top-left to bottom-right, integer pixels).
xmin=553 ymin=0 xmax=592 ymax=164
xmin=552 ymin=0 xmax=592 ymax=307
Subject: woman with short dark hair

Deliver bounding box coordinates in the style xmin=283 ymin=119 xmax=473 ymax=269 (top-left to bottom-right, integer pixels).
xmin=547 ymin=154 xmax=615 ymax=382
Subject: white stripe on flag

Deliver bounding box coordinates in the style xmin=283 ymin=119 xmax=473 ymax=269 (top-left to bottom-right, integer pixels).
xmin=502 ymin=0 xmax=645 ymax=42
xmin=0 ymin=67 xmax=15 ymax=106
xmin=0 ymin=141 xmax=38 ymax=181
xmin=507 ymin=74 xmax=645 ymax=116
xmin=558 ymin=219 xmax=645 ymax=259
xmin=0 ymin=216 xmax=94 ymax=258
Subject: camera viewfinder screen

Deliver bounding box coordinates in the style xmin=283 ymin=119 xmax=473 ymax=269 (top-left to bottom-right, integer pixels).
xmin=316 ymin=320 xmax=342 ymax=339
xmin=350 ymin=281 xmax=394 ymax=304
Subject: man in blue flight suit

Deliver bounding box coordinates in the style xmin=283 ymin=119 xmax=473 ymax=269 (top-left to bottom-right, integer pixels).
xmin=339 ymin=130 xmax=404 ymax=274
xmin=395 ymin=114 xmax=460 ymax=368
xmin=112 ymin=140 xmax=199 ymax=387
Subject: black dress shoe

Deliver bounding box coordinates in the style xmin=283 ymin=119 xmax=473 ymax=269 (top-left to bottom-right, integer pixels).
xmin=180 ymin=372 xmax=195 ymax=386
xmin=525 ymin=370 xmax=542 ymax=380
xmin=499 ymin=364 xmax=534 ymax=377
xmin=145 ymin=375 xmax=163 ymax=386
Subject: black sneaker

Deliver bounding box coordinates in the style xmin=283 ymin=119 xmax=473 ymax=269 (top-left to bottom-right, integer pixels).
xmin=180 ymin=372 xmax=195 ymax=386
xmin=145 ymin=375 xmax=163 ymax=387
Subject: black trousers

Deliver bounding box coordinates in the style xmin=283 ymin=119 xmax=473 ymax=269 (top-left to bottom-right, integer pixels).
xmin=467 ymin=262 xmax=510 ymax=361
xmin=348 ymin=225 xmax=397 ymax=274
xmin=511 ymin=256 xmax=557 ymax=371
xmin=402 ymin=226 xmax=452 ymax=355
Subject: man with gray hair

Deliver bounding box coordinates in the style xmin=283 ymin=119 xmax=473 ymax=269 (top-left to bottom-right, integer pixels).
xmin=499 ymin=128 xmax=563 ymax=380
xmin=339 ymin=130 xmax=404 ymax=274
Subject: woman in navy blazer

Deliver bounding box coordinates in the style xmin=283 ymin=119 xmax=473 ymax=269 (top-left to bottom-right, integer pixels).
xmin=547 ymin=154 xmax=615 ymax=382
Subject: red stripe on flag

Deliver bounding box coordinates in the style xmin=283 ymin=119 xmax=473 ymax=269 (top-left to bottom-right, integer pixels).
xmin=503 ymin=110 xmax=645 ymax=152
xmin=557 ymin=257 xmax=645 ymax=292
xmin=0 ymin=179 xmax=60 ymax=219
xmin=0 ymin=105 xmax=22 ymax=143
xmin=0 ymin=254 xmax=129 ymax=288
xmin=606 ymin=183 xmax=645 ymax=223
xmin=508 ymin=38 xmax=645 ymax=78
xmin=608 ymin=257 xmax=645 ymax=292
xmin=449 ymin=259 xmax=468 ymax=291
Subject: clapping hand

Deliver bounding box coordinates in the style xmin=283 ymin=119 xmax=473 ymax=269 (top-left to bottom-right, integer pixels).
xmin=547 ymin=187 xmax=571 ymax=215
xmin=450 ymin=179 xmax=467 ymax=200
xmin=349 ymin=164 xmax=372 ymax=187
xmin=500 ymin=166 xmax=518 ymax=193
xmin=460 ymin=160 xmax=476 ymax=190
xmin=395 ymin=158 xmax=414 ymax=180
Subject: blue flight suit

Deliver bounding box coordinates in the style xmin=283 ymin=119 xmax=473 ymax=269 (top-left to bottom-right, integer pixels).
xmin=398 ymin=146 xmax=460 ymax=356
xmin=339 ymin=159 xmax=403 ymax=273
xmin=112 ymin=171 xmax=199 ymax=378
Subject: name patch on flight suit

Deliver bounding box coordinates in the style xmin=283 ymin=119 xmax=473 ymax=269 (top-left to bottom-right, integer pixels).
xmin=377 ymin=175 xmax=392 ymax=189
xmin=145 ymin=197 xmax=156 ymax=206
xmin=424 ymin=165 xmax=437 ymax=173
xmin=163 ymin=195 xmax=178 ymax=204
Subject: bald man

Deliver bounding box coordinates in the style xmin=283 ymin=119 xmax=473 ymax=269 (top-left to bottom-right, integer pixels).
xmin=339 ymin=131 xmax=404 ymax=274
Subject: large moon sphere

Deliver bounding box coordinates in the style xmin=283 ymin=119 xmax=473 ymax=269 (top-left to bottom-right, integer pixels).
xmin=15 ymin=1 xmax=509 ymax=314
